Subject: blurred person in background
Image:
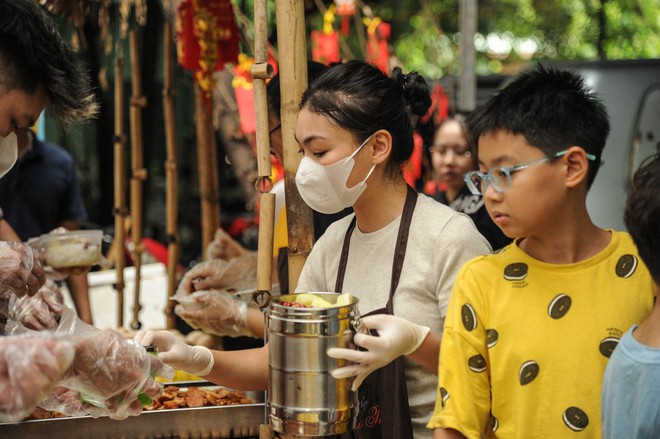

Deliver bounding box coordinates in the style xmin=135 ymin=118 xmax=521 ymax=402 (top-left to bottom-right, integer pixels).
xmin=429 ymin=114 xmax=511 ymax=250
xmin=0 ymin=0 xmax=169 ymax=423
xmin=0 ymin=128 xmax=93 ymax=324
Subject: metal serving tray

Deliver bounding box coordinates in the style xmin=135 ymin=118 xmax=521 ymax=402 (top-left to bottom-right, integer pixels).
xmin=0 ymin=383 xmax=266 ymax=439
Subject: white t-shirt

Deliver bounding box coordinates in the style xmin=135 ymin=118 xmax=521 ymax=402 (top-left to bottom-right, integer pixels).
xmin=297 ymin=193 xmax=491 ymax=438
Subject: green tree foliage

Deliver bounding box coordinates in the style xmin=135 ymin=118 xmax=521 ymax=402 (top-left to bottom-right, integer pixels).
xmin=383 ymin=0 xmax=660 ymax=79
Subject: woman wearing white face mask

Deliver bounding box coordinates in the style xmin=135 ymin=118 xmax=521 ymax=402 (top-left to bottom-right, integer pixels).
xmin=137 ymin=61 xmax=491 ymax=438
xmin=293 ymin=61 xmax=491 ymax=438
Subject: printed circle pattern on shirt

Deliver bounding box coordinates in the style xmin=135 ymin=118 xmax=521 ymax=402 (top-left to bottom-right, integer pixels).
xmin=428 ymin=231 xmax=656 ymax=438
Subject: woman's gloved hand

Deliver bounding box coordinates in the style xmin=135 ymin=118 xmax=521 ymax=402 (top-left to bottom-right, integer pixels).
xmin=0 ymin=335 xmax=75 ymax=423
xmin=8 ymin=279 xmax=64 ymax=331
xmin=56 ymin=329 xmax=174 ymax=420
xmin=327 ymin=314 xmax=430 ymax=391
xmin=174 ymin=290 xmax=255 ymax=338
xmin=206 ymin=228 xmax=250 ymax=261
xmin=177 ymin=255 xmax=258 ymax=296
xmin=134 ymin=330 xmax=215 ymax=377
xmin=0 ymin=241 xmax=46 ymax=298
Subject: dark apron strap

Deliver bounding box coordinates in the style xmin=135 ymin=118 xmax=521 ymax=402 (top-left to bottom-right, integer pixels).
xmin=387 ymin=184 xmax=417 ymax=310
xmin=335 ymin=185 xmax=417 ymax=298
xmin=334 ymin=185 xmax=418 ymax=439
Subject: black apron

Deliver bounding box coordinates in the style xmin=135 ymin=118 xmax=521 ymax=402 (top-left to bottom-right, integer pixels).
xmin=336 ymin=185 xmax=417 ymax=439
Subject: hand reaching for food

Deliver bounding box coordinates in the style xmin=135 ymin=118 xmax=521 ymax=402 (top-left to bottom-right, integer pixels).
xmin=55 ymin=329 xmax=174 ymax=420
xmin=134 ymin=330 xmax=215 ymax=378
xmin=177 ymin=255 xmax=258 ymax=296
xmin=174 ymin=290 xmax=255 ymax=338
xmin=206 ymin=228 xmax=251 ymax=261
xmin=8 ymin=279 xmax=64 ymax=331
xmin=0 ymin=241 xmax=46 ymax=298
xmin=0 ymin=335 xmax=75 ymax=423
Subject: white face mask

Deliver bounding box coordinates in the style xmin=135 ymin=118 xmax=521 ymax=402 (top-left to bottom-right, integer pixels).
xmin=0 ymin=131 xmax=18 ymax=179
xmin=295 ymin=135 xmax=377 ymax=214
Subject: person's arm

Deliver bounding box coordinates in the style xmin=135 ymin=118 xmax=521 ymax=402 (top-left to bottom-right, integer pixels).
xmin=0 ymin=219 xmax=21 ymax=242
xmin=134 ymin=330 xmax=270 ymax=391
xmin=65 ymin=273 xmax=93 ymax=325
xmin=246 ymin=306 xmax=266 ymax=338
xmin=408 ymin=331 xmax=440 ymax=374
xmin=204 ymin=346 xmax=269 ymax=390
xmin=434 ymin=428 xmax=467 ymax=439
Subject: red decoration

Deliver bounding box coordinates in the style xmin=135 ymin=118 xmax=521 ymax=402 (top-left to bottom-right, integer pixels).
xmin=232 ymin=55 xmax=256 ymax=134
xmin=366 ymin=19 xmax=390 ymax=74
xmin=334 ymin=0 xmax=356 ymax=36
xmin=427 ymin=84 xmax=449 ymax=125
xmin=403 ymin=132 xmax=423 ymax=188
xmin=176 ymin=0 xmax=240 ymax=100
xmin=311 ymin=30 xmax=341 ymax=66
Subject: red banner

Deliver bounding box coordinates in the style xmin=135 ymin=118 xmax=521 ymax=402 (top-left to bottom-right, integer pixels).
xmin=176 ymin=0 xmax=240 ymax=97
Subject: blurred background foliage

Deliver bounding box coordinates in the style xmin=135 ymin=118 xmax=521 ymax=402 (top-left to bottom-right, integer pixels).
xmin=376 ymin=0 xmax=660 ymax=78
xmin=237 ymin=0 xmax=660 ymax=79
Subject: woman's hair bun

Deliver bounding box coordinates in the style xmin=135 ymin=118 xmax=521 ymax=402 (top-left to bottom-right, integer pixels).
xmin=391 ymin=67 xmax=431 ymax=117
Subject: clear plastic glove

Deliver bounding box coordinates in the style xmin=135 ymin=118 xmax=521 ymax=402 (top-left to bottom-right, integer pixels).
xmin=8 ymin=279 xmax=64 ymax=331
xmin=327 ymin=314 xmax=430 ymax=391
xmin=174 ymin=290 xmax=254 ymax=338
xmin=0 ymin=241 xmax=46 ymax=298
xmin=5 ymin=305 xmax=95 ymax=338
xmin=206 ymin=228 xmax=250 ymax=261
xmin=54 ymin=329 xmax=174 ymax=420
xmin=177 ymin=255 xmax=257 ymax=296
xmin=134 ymin=330 xmax=215 ymax=377
xmin=0 ymin=335 xmax=75 ymax=423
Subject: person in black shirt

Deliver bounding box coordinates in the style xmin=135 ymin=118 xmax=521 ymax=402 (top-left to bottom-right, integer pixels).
xmin=429 ymin=114 xmax=511 ymax=250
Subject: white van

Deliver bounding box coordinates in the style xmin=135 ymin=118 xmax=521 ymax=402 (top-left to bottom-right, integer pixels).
xmin=559 ymin=59 xmax=660 ymax=231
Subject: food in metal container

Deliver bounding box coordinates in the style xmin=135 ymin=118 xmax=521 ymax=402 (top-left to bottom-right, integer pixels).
xmin=145 ymin=385 xmax=253 ymax=410
xmin=280 ymin=292 xmax=354 ymax=308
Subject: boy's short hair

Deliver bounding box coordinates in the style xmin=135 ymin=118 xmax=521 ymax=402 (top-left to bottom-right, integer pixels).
xmin=467 ymin=65 xmax=610 ymax=188
xmin=624 ymin=151 xmax=660 ymax=283
xmin=0 ymin=0 xmax=98 ymax=127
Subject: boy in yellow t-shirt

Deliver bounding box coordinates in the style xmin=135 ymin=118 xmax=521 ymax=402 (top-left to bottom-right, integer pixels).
xmin=429 ymin=66 xmax=655 ymax=439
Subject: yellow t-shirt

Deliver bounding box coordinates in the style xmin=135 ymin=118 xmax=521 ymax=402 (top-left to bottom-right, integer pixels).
xmin=273 ymin=205 xmax=288 ymax=257
xmin=428 ymin=231 xmax=655 ymax=438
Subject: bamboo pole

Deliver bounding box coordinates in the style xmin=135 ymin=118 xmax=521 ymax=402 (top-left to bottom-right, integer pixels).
xmin=195 ymin=85 xmax=221 ymax=255
xmin=113 ymin=55 xmax=127 ymax=329
xmin=129 ymin=30 xmax=148 ymax=330
xmin=275 ymin=0 xmax=314 ymax=292
xmin=162 ymin=21 xmax=179 ymax=329
xmin=253 ymin=0 xmax=275 ymax=294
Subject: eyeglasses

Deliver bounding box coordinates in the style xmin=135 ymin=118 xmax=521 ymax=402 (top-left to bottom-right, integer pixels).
xmin=464 ymin=149 xmax=597 ymax=195
xmin=430 ymin=146 xmax=472 ymax=159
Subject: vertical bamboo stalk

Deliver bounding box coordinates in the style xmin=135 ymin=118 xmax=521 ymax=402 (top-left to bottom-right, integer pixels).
xmin=113 ymin=56 xmax=126 ymax=329
xmin=275 ymin=0 xmax=314 ymax=292
xmin=162 ymin=21 xmax=179 ymax=329
xmin=129 ymin=30 xmax=148 ymax=330
xmin=195 ymin=86 xmax=220 ymax=254
xmin=252 ymin=0 xmax=275 ymax=293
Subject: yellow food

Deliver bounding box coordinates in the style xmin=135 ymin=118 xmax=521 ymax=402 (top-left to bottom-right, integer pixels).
xmin=291 ymin=293 xmax=354 ymax=308
xmin=156 ymin=369 xmax=202 ymax=382
xmin=295 ymin=293 xmax=333 ymax=308
xmin=335 ymin=293 xmax=354 ymax=306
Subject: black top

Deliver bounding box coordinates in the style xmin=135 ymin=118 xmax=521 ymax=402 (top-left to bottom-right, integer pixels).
xmin=433 ymin=186 xmax=512 ymax=251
